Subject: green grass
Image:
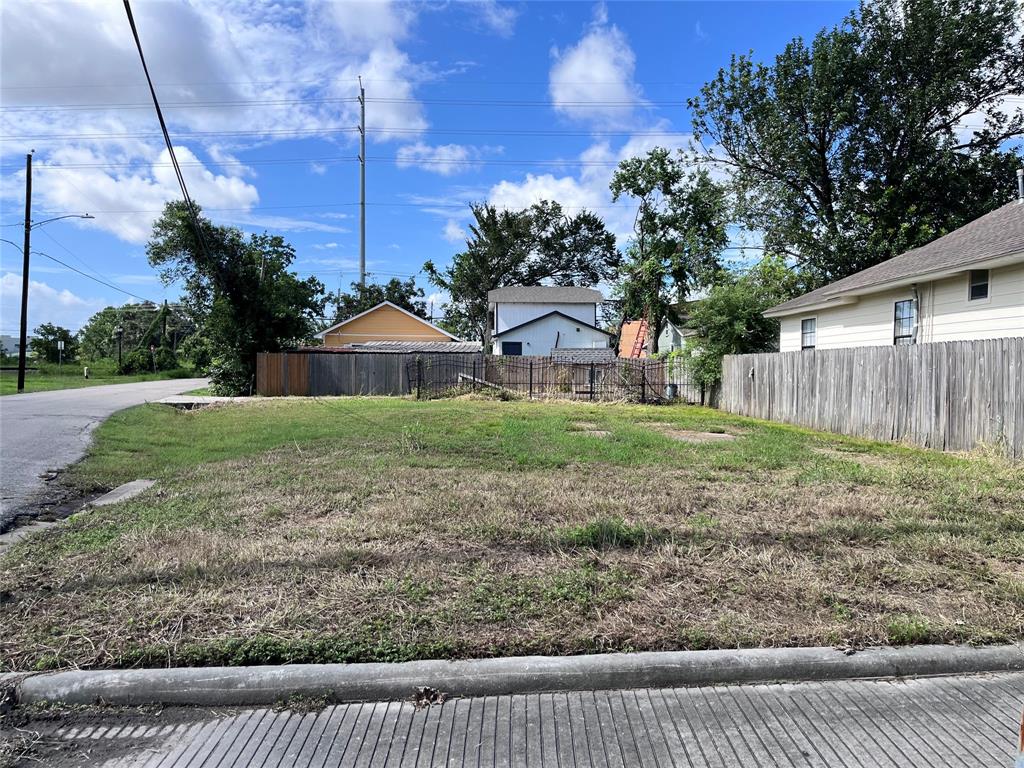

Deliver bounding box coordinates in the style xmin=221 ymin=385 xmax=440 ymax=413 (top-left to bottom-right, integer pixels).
xmin=1 ymin=397 xmax=1021 ymax=672
xmin=0 ymin=360 xmax=195 ymax=395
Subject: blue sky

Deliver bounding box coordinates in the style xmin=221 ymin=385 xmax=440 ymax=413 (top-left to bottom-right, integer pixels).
xmin=0 ymin=0 xmax=859 ymax=335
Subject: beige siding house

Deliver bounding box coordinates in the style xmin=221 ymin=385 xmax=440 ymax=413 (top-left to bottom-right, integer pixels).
xmin=766 ymin=200 xmax=1024 ymax=351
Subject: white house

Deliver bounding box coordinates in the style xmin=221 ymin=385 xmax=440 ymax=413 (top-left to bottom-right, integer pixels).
xmin=488 ymin=286 xmax=612 ymax=355
xmin=765 ymin=198 xmax=1024 ymax=351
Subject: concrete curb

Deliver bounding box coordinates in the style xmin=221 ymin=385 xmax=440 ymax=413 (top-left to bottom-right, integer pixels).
xmin=15 ymin=643 xmax=1024 ymax=707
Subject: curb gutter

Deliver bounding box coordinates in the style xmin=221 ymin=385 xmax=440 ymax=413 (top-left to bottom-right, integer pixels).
xmin=15 ymin=643 xmax=1024 ymax=707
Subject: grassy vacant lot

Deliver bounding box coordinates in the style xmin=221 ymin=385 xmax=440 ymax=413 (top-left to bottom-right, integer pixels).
xmin=1 ymin=397 xmax=1021 ymax=671
xmin=0 ymin=362 xmax=193 ymax=395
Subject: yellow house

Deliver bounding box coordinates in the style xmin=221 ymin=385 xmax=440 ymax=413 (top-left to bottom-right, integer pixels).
xmin=316 ymin=301 xmax=459 ymax=347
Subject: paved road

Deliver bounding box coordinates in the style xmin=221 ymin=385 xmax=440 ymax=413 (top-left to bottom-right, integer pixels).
xmin=10 ymin=673 xmax=1023 ymax=766
xmin=0 ymin=378 xmax=207 ymax=527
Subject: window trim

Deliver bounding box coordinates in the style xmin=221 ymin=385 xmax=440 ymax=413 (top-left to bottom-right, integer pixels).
xmin=967 ymin=269 xmax=990 ymax=303
xmin=893 ymin=299 xmax=916 ymax=345
xmin=800 ymin=317 xmax=817 ymax=350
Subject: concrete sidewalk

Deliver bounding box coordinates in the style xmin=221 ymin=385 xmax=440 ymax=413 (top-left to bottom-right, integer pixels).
xmin=11 ymin=672 xmax=1024 ymax=767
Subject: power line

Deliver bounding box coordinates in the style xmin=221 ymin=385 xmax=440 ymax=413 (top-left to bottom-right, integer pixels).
xmin=31 ymin=250 xmax=156 ymax=303
xmin=0 ymin=126 xmax=686 ymax=141
xmin=0 ymin=96 xmax=681 ymax=113
xmin=11 ymin=155 xmax=648 ymax=171
xmin=122 ymin=0 xmax=214 ymax=275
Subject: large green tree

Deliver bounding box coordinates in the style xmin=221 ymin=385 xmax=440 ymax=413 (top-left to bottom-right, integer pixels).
xmin=610 ymin=149 xmax=730 ymax=353
xmin=147 ymin=201 xmax=327 ymax=394
xmin=30 ymin=323 xmax=79 ymax=364
xmin=424 ymin=200 xmax=618 ymax=344
xmin=684 ymin=256 xmax=805 ymax=388
xmin=689 ymin=0 xmax=1024 ymax=284
xmin=330 ymin=277 xmax=427 ymax=324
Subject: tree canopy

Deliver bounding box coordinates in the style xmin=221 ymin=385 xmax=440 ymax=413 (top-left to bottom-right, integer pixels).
xmin=146 ymin=201 xmax=327 ymax=394
xmin=331 ymin=277 xmax=426 ymax=324
xmin=610 ymin=149 xmax=730 ymax=352
xmin=30 ymin=323 xmax=79 ymax=364
xmin=689 ymin=0 xmax=1024 ymax=285
xmin=424 ymin=200 xmax=618 ymax=344
xmin=683 ymin=256 xmax=805 ymax=387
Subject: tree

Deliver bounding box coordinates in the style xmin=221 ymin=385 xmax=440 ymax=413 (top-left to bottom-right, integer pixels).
xmin=146 ymin=201 xmax=327 ymax=394
xmin=77 ymin=303 xmax=192 ymax=362
xmin=689 ymin=0 xmax=1024 ymax=285
xmin=424 ymin=200 xmax=618 ymax=345
xmin=683 ymin=256 xmax=805 ymax=388
xmin=610 ymin=149 xmax=730 ymax=353
xmin=30 ymin=323 xmax=79 ymax=363
xmin=331 ymin=277 xmax=426 ymax=324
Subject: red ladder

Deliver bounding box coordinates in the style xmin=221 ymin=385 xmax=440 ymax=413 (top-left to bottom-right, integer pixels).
xmin=630 ymin=317 xmax=648 ymax=358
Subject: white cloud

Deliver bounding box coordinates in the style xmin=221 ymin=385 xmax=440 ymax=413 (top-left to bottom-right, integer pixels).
xmin=0 ymin=0 xmax=435 ymax=242
xmin=487 ymin=126 xmax=696 ymax=245
xmin=442 ymin=219 xmax=467 ymax=243
xmin=396 ymin=143 xmax=480 ymax=175
xmin=468 ymin=1 xmax=519 ymax=37
xmin=310 ymin=163 xmax=328 ymax=176
xmin=548 ymin=6 xmax=644 ymax=127
xmin=26 ymin=145 xmax=260 ymax=243
xmin=0 ymin=272 xmax=107 ymax=332
xmin=313 ymin=242 xmax=340 ymax=250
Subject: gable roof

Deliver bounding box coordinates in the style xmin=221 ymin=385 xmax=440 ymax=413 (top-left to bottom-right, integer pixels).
xmin=314 ymin=301 xmax=460 ymax=340
xmin=492 ymin=310 xmax=613 ymax=338
xmin=551 ymin=348 xmax=617 ymax=363
xmin=766 ymin=200 xmax=1024 ymax=317
xmin=488 ymin=286 xmax=603 ymax=304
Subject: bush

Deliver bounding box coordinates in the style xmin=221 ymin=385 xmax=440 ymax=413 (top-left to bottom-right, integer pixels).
xmin=117 ymin=348 xmax=153 ymax=375
xmin=208 ymin=356 xmax=253 ymax=395
xmin=117 ymin=346 xmax=180 ymax=375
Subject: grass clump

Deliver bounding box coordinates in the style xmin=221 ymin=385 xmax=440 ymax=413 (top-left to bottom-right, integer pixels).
xmin=886 ymin=615 xmax=932 ymax=644
xmin=561 ymin=517 xmax=664 ymax=549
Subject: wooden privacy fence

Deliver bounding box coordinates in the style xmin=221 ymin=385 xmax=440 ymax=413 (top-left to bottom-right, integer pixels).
xmin=257 ymin=351 xmax=703 ymax=403
xmin=257 ymin=351 xmax=484 ymax=396
xmin=720 ymin=338 xmax=1024 ymax=458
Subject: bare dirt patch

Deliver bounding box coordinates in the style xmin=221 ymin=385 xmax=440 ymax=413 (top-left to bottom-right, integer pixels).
xmin=650 ymin=423 xmax=738 ymax=443
xmin=569 ymin=421 xmax=610 ymax=437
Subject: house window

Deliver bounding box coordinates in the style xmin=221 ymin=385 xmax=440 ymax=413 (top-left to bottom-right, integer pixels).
xmin=502 ymin=341 xmax=523 ymax=356
xmin=968 ymin=269 xmax=989 ymax=301
xmin=893 ymin=300 xmax=916 ymax=345
xmin=800 ymin=318 xmax=816 ymax=350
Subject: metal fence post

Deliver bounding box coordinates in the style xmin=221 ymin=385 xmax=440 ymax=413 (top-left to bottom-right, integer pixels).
xmin=416 ymin=356 xmax=423 ymax=399
xmin=473 ymin=357 xmax=478 ymax=391
xmin=529 ymin=359 xmax=533 ymax=399
xmin=589 ymin=362 xmax=595 ymax=401
xmin=640 ymin=362 xmax=646 ymax=404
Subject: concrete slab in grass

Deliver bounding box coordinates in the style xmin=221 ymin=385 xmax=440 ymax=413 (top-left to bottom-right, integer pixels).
xmin=84 ymin=479 xmax=156 ymax=509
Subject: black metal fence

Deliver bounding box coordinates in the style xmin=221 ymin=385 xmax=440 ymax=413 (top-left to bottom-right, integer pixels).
xmin=408 ymin=355 xmax=685 ymax=403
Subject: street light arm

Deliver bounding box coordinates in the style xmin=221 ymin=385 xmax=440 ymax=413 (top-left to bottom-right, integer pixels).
xmin=30 ymin=213 xmax=94 ymax=229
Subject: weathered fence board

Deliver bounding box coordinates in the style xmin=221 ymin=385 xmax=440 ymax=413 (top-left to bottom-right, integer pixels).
xmin=721 ymin=338 xmax=1024 ymax=458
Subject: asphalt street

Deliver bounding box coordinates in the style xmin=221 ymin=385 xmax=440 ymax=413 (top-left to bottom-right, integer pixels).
xmin=9 ymin=672 xmax=1023 ymax=767
xmin=0 ymin=378 xmax=207 ymax=528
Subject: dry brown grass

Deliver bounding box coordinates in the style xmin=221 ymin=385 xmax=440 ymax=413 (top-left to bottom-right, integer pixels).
xmin=0 ymin=398 xmax=1021 ymax=671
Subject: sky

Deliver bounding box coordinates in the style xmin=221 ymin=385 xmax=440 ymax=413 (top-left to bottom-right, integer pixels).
xmin=0 ymin=0 xmax=860 ymax=335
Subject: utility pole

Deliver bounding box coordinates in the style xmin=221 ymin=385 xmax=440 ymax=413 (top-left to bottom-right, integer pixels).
xmin=358 ymin=76 xmax=366 ymax=287
xmin=17 ymin=151 xmax=33 ymax=393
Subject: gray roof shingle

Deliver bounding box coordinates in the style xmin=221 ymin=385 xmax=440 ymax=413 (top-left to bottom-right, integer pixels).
xmin=767 ymin=201 xmax=1024 ymax=316
xmin=549 ymin=348 xmax=616 ymax=363
xmin=488 ymin=286 xmax=603 ymax=304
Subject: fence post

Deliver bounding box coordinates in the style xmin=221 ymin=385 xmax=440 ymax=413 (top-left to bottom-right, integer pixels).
xmin=590 ymin=362 xmax=595 ymax=401
xmin=283 ymin=352 xmax=289 ymax=397
xmin=473 ymin=357 xmax=478 ymax=391
xmin=416 ymin=356 xmax=423 ymax=399
xmin=529 ymin=359 xmax=533 ymax=399
xmin=640 ymin=362 xmax=646 ymax=404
